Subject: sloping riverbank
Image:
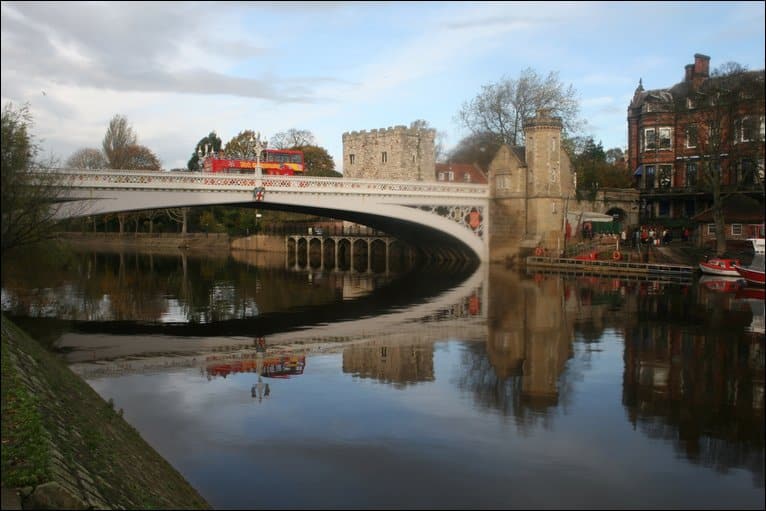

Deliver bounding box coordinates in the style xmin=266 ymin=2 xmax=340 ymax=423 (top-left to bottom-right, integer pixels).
xmin=1 ymin=315 xmax=210 ymax=509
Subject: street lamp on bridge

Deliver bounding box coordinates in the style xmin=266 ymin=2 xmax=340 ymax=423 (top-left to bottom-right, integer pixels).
xmin=249 ymin=132 xmax=266 ymax=178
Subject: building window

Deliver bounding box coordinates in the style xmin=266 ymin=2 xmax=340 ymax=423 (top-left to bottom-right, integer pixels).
xmin=707 ymin=223 xmax=716 ymax=235
xmin=658 ymin=164 xmax=673 ymax=188
xmin=497 ymin=175 xmax=510 ymax=189
xmin=643 ymin=128 xmax=656 ymax=151
xmin=438 ymin=172 xmax=445 ymax=181
xmin=448 ymin=171 xmax=454 ymax=181
xmin=463 ymin=173 xmax=471 ymax=182
xmin=658 ymin=200 xmax=670 ymax=217
xmin=736 ymin=159 xmax=757 ymax=185
xmin=644 ymin=165 xmax=655 ymax=189
xmin=381 ymin=152 xmax=387 ymax=163
xmin=734 ymin=116 xmax=763 ymax=143
xmin=731 ymin=224 xmax=742 ymax=236
xmin=659 ymin=127 xmax=672 ymax=150
xmin=686 ymin=97 xmax=696 ymax=109
xmin=685 ymin=125 xmax=698 ymax=148
xmin=349 ymin=154 xmax=355 ymax=164
xmin=685 ymin=162 xmax=697 ymax=188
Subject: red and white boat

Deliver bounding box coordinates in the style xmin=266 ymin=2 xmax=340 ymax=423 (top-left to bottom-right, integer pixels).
xmin=698 ymin=257 xmax=741 ymax=277
xmin=734 ymin=260 xmax=765 ymax=286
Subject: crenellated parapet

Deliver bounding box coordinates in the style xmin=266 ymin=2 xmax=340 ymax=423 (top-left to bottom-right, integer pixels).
xmin=343 ymin=124 xmax=436 ymax=181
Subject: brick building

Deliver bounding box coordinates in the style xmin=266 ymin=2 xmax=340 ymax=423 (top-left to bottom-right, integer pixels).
xmin=434 ymin=162 xmax=488 ymax=184
xmin=627 ymin=53 xmax=764 ymax=240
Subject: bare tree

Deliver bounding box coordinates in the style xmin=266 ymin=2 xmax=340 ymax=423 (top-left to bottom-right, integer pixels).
xmin=409 ymin=119 xmax=448 ymax=163
xmin=270 ymin=128 xmax=316 ymax=149
xmin=102 ymin=114 xmax=137 ymax=169
xmin=677 ymin=64 xmax=765 ymax=255
xmin=447 ymin=131 xmax=503 ymax=171
xmin=1 ymin=102 xmax=67 ymax=257
xmin=66 ymin=148 xmax=108 ymax=169
xmin=456 ymin=67 xmax=582 ymax=147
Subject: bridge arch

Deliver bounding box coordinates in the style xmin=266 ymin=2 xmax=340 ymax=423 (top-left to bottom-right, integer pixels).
xmin=45 ymin=170 xmax=490 ymax=261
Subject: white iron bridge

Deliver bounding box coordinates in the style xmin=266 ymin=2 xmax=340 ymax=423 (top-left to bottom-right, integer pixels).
xmin=40 ymin=169 xmax=491 ymax=261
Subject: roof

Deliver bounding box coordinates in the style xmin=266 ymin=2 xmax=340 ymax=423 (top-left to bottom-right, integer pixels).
xmin=630 ymin=69 xmax=764 ymax=110
xmin=435 ymin=162 xmax=488 ymax=184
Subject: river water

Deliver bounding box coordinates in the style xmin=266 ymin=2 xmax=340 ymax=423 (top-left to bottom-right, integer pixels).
xmin=2 ymin=245 xmax=764 ymax=509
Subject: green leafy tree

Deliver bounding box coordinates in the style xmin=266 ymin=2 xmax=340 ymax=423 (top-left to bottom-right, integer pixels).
xmin=188 ymin=131 xmax=223 ymax=171
xmin=572 ymin=137 xmax=632 ymax=197
xmin=456 ymin=67 xmax=582 ymax=147
xmin=301 ymin=145 xmax=339 ymax=177
xmin=223 ymin=130 xmax=262 ymax=160
xmin=1 ymin=102 xmax=66 ymax=257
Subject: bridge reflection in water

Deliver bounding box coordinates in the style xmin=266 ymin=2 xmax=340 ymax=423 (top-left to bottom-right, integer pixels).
xmin=1 ymin=247 xmax=763 ymax=492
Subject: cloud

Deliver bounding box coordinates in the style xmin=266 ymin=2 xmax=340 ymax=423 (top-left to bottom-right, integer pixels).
xmin=0 ymin=2 xmax=334 ymax=102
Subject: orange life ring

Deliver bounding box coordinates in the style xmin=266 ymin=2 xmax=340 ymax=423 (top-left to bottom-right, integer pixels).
xmin=612 ymin=251 xmax=622 ymax=261
xmin=534 ymin=247 xmax=544 ymax=256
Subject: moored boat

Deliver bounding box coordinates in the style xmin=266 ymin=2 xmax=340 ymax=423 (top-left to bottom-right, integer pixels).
xmin=698 ymin=257 xmax=741 ymax=277
xmin=734 ymin=254 xmax=765 ymax=286
xmin=746 ymin=237 xmax=765 ymax=255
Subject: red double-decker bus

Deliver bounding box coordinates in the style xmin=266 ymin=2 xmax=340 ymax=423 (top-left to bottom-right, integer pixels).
xmin=203 ymin=149 xmax=305 ymax=175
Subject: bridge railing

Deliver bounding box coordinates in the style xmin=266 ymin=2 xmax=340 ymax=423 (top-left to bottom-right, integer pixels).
xmin=31 ymin=168 xmax=489 ymax=198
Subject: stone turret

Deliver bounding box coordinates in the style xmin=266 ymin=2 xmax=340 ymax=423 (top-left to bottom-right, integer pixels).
xmin=488 ymin=109 xmax=573 ymax=263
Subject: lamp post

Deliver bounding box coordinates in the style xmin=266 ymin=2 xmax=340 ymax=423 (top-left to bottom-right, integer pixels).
xmin=250 ymin=132 xmax=265 ymax=178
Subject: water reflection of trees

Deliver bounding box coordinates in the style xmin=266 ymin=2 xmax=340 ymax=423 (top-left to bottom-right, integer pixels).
xmin=2 ymin=247 xmax=341 ymax=323
xmin=623 ymin=319 xmax=764 ymax=486
xmin=455 ymin=269 xmax=764 ymax=483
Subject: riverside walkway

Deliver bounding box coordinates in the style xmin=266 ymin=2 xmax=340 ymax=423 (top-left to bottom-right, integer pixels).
xmin=525 ymin=256 xmax=695 ymax=283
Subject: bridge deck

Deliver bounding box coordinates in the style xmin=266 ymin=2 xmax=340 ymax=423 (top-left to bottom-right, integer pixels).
xmin=525 ymin=256 xmax=695 ymax=282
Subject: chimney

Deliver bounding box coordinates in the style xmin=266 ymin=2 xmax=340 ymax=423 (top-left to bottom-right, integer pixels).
xmin=685 ymin=64 xmax=694 ymax=82
xmin=694 ymin=53 xmax=710 ymax=77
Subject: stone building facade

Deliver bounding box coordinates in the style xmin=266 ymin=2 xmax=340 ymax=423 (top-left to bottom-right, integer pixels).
xmin=342 ymin=125 xmax=436 ymax=181
xmin=488 ymin=109 xmax=575 ymax=263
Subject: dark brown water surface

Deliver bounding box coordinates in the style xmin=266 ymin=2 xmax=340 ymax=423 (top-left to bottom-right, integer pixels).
xmin=2 ymin=246 xmax=763 ymax=509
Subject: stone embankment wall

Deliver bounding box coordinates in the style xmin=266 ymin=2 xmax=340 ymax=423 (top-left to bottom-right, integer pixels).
xmin=0 ymin=317 xmax=210 ymax=509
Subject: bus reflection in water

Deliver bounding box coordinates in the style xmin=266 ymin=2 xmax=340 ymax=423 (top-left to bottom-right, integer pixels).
xmin=204 ymin=352 xmax=306 ymax=403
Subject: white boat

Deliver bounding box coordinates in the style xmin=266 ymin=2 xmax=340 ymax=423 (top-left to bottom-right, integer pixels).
xmin=747 ymin=238 xmax=765 ymax=255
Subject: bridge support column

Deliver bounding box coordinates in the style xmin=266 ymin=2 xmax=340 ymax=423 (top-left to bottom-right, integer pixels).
xmin=334 ymin=240 xmax=339 ymax=270
xmin=294 ymin=238 xmax=300 ymax=270
xmin=366 ymin=240 xmax=371 ymax=273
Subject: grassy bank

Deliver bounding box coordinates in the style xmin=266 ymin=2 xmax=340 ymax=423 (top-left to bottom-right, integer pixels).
xmin=1 ymin=315 xmax=210 ymax=509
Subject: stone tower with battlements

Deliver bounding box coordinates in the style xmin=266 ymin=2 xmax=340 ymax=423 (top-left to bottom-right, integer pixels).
xmin=342 ymin=125 xmax=436 ymax=181
xmin=488 ymin=109 xmax=575 ymax=263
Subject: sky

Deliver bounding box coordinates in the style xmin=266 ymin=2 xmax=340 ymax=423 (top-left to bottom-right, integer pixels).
xmin=2 ymin=1 xmax=764 ymax=172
